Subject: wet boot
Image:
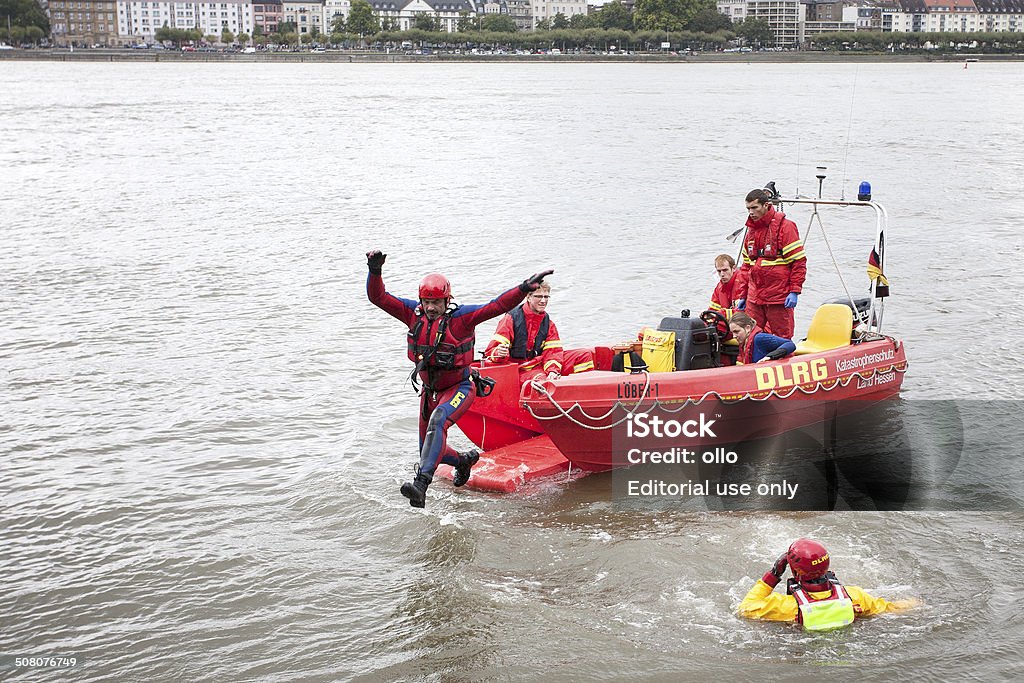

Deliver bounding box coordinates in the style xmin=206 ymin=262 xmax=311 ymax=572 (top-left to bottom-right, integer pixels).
xmin=401 ymin=472 xmax=432 ymax=508
xmin=453 ymin=449 xmax=480 ymax=488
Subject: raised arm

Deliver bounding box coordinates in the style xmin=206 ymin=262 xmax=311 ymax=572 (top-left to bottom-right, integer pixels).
xmin=365 ymin=250 xmax=418 ymax=325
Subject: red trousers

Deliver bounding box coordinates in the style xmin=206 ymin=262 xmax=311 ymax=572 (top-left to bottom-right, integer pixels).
xmin=745 ymin=302 xmax=795 ymax=339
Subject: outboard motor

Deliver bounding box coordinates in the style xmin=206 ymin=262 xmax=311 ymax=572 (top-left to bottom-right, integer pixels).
xmin=824 ymin=295 xmax=874 ymax=327
xmin=658 ymin=310 xmax=713 ymax=371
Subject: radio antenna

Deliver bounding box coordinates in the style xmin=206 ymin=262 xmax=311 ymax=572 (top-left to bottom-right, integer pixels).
xmin=840 ymin=67 xmax=859 ymax=201
xmin=795 ymin=136 xmax=802 ymax=197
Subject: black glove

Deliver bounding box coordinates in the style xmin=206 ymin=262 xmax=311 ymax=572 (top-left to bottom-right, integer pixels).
xmin=367 ymin=250 xmax=386 ymax=275
xmin=520 ymin=269 xmax=554 ymax=293
xmin=771 ymin=553 xmax=788 ymax=579
xmin=764 ymin=347 xmax=788 ymax=361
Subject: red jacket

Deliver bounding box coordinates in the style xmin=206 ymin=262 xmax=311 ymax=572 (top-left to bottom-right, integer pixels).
xmin=735 ymin=205 xmax=807 ymax=305
xmin=367 ymin=273 xmax=525 ymax=391
xmin=485 ymin=304 xmax=565 ymax=375
xmin=709 ymin=272 xmax=745 ymax=317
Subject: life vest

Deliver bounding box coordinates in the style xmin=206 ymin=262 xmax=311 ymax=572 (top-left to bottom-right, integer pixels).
xmin=745 ymin=209 xmax=787 ymax=262
xmin=406 ymin=305 xmax=475 ymax=372
xmin=508 ymin=305 xmax=550 ymax=360
xmin=791 ymin=575 xmax=856 ymax=632
xmin=737 ymin=325 xmax=764 ymax=365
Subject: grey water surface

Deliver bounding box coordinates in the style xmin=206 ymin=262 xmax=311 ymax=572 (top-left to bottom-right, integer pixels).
xmin=2 ymin=62 xmax=1023 ymax=681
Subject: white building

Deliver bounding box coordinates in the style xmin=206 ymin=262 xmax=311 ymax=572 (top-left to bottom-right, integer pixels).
xmin=713 ymin=0 xmax=1023 ymax=43
xmin=367 ymin=0 xmax=476 ymax=33
xmin=746 ymin=0 xmax=805 ymax=44
xmin=196 ymin=1 xmax=254 ymax=36
xmin=323 ymin=0 xmax=350 ymax=32
xmin=532 ymin=0 xmax=588 ymax=25
xmin=717 ymin=0 xmax=747 ymax=22
xmin=117 ymin=0 xmax=253 ymax=41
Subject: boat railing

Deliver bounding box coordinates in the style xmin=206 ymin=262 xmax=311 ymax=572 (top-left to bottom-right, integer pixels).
xmin=780 ymin=195 xmax=888 ymax=335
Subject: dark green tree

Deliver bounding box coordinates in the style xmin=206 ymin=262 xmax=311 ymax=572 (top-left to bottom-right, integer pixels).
xmin=481 ymin=14 xmax=517 ymax=32
xmin=0 ymin=0 xmax=50 ymax=35
xmin=552 ymin=12 xmax=570 ymax=29
xmin=735 ymin=17 xmax=773 ymax=46
xmin=413 ymin=13 xmax=438 ymax=31
xmin=278 ymin=21 xmax=297 ymax=34
xmin=634 ymin=0 xmax=710 ymax=31
xmin=598 ymin=1 xmax=634 ymax=30
xmin=687 ymin=7 xmax=731 ymax=33
xmin=535 ymin=18 xmax=551 ymax=31
xmin=347 ymin=0 xmax=381 ymax=35
xmin=569 ymin=13 xmax=596 ymax=29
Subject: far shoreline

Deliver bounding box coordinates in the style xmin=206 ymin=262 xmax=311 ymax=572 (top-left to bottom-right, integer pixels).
xmin=1 ymin=48 xmax=1021 ymax=63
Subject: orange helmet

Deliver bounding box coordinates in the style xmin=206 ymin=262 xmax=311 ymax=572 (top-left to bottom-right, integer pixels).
xmin=418 ymin=273 xmax=451 ymax=300
xmin=787 ymin=538 xmax=830 ymax=581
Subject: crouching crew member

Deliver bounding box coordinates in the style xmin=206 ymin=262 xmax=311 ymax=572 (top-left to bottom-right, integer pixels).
xmin=738 ymin=538 xmax=919 ymax=631
xmin=728 ymin=312 xmax=796 ymax=364
xmin=366 ymin=249 xmax=551 ymax=508
xmin=709 ymin=254 xmax=745 ymax=365
xmin=483 ymin=279 xmax=594 ymax=381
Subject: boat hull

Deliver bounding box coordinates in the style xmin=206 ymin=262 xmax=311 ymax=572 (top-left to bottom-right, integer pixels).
xmin=504 ymin=339 xmax=908 ymax=471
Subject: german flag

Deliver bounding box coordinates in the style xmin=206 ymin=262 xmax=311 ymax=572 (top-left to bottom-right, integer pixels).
xmin=868 ymin=248 xmax=890 ymax=297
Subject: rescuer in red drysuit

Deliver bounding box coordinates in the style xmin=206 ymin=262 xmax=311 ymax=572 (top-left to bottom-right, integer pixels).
xmin=734 ymin=188 xmax=807 ymax=339
xmin=366 ymin=249 xmax=551 ymax=508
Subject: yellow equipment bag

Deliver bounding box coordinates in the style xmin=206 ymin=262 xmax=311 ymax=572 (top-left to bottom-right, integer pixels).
xmin=641 ymin=327 xmax=676 ymax=373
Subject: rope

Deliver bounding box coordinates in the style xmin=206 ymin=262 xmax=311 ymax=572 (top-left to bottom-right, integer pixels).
xmin=523 ymin=358 xmax=908 ymax=430
xmin=524 ymin=370 xmax=653 ymax=430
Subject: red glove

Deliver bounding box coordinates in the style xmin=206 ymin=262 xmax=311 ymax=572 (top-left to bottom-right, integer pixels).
xmin=762 ymin=553 xmax=788 ymax=588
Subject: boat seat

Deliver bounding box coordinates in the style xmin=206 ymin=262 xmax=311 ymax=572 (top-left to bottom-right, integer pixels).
xmin=794 ymin=304 xmax=854 ymax=355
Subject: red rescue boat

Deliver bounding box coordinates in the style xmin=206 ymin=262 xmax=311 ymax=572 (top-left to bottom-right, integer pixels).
xmin=441 ymin=192 xmax=907 ymax=492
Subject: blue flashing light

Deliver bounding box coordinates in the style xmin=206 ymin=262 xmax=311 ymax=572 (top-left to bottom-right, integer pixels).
xmin=858 ymin=181 xmax=872 ymax=202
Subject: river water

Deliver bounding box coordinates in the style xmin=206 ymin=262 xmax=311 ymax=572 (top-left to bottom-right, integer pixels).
xmin=2 ymin=62 xmax=1023 ymax=681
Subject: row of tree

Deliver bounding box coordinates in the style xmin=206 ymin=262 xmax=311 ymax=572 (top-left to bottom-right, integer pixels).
xmin=811 ymin=30 xmax=1024 ymax=51
xmin=334 ymin=0 xmax=748 ymax=36
xmin=154 ymin=26 xmax=253 ymax=46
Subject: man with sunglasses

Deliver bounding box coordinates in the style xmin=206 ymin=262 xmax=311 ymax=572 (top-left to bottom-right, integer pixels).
xmin=484 ymin=279 xmax=594 ymax=381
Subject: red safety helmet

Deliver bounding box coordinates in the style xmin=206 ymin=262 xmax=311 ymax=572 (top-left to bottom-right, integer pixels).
xmin=787 ymin=538 xmax=830 ymax=581
xmin=419 ymin=273 xmax=451 ymax=300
